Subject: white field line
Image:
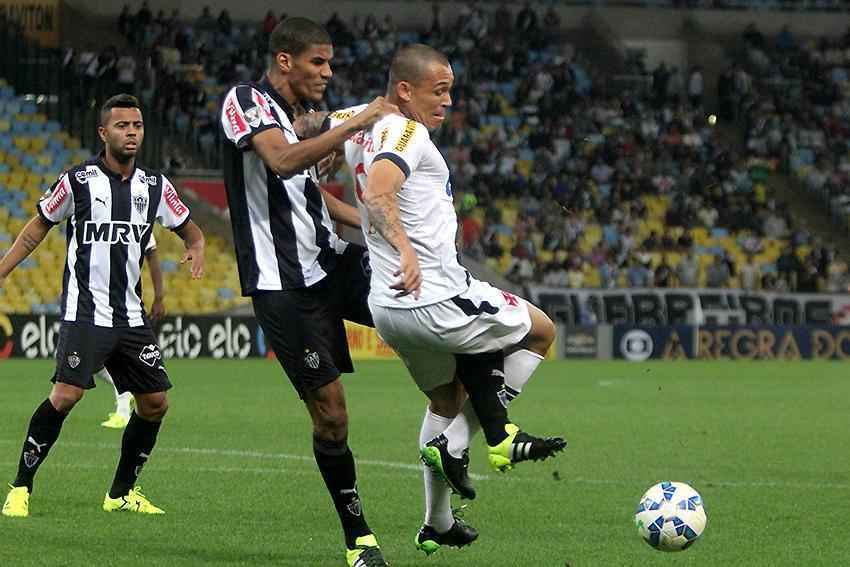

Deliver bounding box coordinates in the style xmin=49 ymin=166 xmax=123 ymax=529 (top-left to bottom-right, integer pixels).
xmin=0 ymin=439 xmax=848 ymax=490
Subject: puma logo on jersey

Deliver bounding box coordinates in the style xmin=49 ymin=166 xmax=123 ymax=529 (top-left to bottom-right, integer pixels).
xmin=83 ymin=221 xmax=152 ymax=245
xmin=95 ymin=197 xmax=108 ymax=207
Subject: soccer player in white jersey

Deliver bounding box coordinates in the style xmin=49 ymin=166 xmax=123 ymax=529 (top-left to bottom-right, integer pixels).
xmin=317 ymin=44 xmax=567 ymax=555
xmin=1 ymin=94 xmax=205 ymax=519
xmin=98 ymin=233 xmax=165 ymax=429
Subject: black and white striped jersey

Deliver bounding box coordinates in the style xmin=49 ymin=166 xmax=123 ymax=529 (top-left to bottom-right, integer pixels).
xmin=219 ymin=77 xmax=346 ymax=296
xmin=37 ymin=154 xmax=191 ymax=328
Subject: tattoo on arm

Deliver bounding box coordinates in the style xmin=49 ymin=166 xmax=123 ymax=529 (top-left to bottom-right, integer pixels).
xmin=293 ymin=111 xmax=330 ymax=139
xmin=366 ymin=193 xmax=406 ymax=250
xmin=21 ymin=232 xmax=40 ymax=253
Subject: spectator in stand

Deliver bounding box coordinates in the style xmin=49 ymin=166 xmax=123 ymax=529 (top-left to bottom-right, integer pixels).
xmin=654 ymin=256 xmax=674 ymax=288
xmin=116 ymin=51 xmax=137 ymax=93
xmin=676 ymin=251 xmax=700 ymax=288
xmin=776 ymin=246 xmax=802 ymax=291
xmin=627 ymin=255 xmax=653 ymax=288
xmin=739 ymin=253 xmax=761 ymax=291
xmin=797 ymin=255 xmax=822 ymax=293
xmin=706 ymin=256 xmax=731 ymax=288
xmin=688 ymin=65 xmax=704 ymax=109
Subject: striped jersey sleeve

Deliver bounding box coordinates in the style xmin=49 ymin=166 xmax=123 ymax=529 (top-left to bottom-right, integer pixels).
xmin=221 ymin=84 xmax=281 ymax=149
xmin=37 ymin=172 xmax=74 ymax=224
xmin=156 ymin=176 xmax=191 ymax=230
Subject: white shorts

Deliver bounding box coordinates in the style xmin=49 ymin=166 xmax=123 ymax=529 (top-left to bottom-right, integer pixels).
xmin=369 ymin=278 xmax=532 ymax=392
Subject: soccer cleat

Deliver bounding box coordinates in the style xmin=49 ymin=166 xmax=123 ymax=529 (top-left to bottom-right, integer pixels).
xmin=100 ymin=412 xmax=130 ymax=429
xmin=345 ymin=534 xmax=389 ymax=567
xmin=102 ymin=486 xmax=164 ymax=514
xmin=2 ymin=485 xmax=29 ymax=518
xmin=420 ymin=434 xmax=476 ymax=500
xmin=415 ymin=516 xmax=479 ymax=556
xmin=488 ymin=423 xmax=567 ymax=473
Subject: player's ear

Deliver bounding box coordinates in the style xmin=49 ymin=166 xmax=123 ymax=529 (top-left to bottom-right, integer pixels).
xmin=97 ymin=125 xmax=107 ymax=144
xmin=396 ymin=81 xmax=413 ymax=103
xmin=276 ymin=51 xmax=292 ymax=73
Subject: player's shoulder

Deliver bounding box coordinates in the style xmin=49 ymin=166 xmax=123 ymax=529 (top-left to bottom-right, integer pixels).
xmin=330 ymin=103 xmax=369 ymax=122
xmin=377 ymin=115 xmax=429 ymax=149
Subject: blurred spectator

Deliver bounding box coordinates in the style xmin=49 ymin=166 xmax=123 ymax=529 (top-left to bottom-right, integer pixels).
xmin=706 ymin=256 xmax=731 ymax=288
xmin=739 ymin=253 xmax=761 ymax=291
xmin=676 ymin=251 xmax=700 ymax=288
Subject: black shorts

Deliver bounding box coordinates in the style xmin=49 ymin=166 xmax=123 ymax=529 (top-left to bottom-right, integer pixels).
xmin=252 ymin=244 xmax=373 ymax=398
xmin=52 ymin=322 xmax=172 ymax=395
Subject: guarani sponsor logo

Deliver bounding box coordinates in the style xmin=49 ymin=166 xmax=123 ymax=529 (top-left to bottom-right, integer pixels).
xmin=393 ymin=120 xmax=417 ymax=152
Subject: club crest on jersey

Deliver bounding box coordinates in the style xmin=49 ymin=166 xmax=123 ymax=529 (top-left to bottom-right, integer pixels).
xmin=139 ymin=344 xmax=161 ymax=367
xmin=133 ymin=193 xmax=148 ymax=215
xmin=244 ymin=106 xmax=261 ymax=127
xmin=304 ymin=350 xmax=320 ymax=370
xmin=74 ymin=169 xmax=99 ymax=184
xmin=67 ymin=352 xmax=81 ymax=369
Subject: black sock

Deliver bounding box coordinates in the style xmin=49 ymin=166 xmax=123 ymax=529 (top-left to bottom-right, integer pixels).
xmin=313 ymin=435 xmax=371 ymax=549
xmin=455 ymin=351 xmax=510 ymax=446
xmin=109 ymin=412 xmax=161 ymax=499
xmin=12 ymin=399 xmax=68 ymax=492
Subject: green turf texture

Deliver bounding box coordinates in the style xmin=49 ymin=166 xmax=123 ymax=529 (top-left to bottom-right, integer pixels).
xmin=1 ymin=359 xmax=848 ymax=566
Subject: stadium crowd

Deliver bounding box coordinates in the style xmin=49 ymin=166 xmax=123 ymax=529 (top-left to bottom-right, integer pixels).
xmin=39 ymin=5 xmax=850 ymax=294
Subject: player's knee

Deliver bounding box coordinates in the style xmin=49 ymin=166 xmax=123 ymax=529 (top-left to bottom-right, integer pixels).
xmin=527 ymin=311 xmax=556 ymax=355
xmin=49 ymin=384 xmax=84 ymax=412
xmin=314 ymin=407 xmax=349 ymax=441
xmin=135 ymin=394 xmax=169 ymax=421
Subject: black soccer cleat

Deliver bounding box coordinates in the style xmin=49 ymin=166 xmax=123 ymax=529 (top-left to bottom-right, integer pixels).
xmin=415 ymin=517 xmax=479 ymax=556
xmin=420 ymin=434 xmax=476 ymax=500
xmin=488 ymin=423 xmax=567 ymax=472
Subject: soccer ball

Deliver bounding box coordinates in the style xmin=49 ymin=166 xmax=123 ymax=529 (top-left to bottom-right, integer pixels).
xmin=635 ymin=481 xmax=707 ymax=551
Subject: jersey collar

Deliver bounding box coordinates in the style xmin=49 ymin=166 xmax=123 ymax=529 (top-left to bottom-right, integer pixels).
xmin=94 ymin=151 xmax=138 ymax=183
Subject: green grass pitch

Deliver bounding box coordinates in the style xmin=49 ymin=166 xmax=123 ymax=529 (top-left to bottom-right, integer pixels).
xmin=1 ymin=359 xmax=849 ymax=566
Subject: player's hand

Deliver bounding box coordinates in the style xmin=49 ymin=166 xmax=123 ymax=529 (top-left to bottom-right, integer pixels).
xmin=149 ymin=298 xmax=166 ymax=322
xmin=354 ymin=97 xmax=400 ymax=130
xmin=391 ymin=245 xmax=422 ymax=299
xmin=180 ymin=245 xmax=205 ymax=279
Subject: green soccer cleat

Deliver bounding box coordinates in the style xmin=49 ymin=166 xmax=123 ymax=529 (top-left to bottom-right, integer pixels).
xmin=100 ymin=412 xmax=130 ymax=429
xmin=488 ymin=423 xmax=567 ymax=473
xmin=346 ymin=534 xmax=389 ymax=567
xmin=420 ymin=434 xmax=476 ymax=500
xmin=2 ymin=485 xmax=29 ymax=518
xmin=103 ymin=486 xmax=164 ymax=514
xmin=415 ymin=516 xmax=479 ymax=556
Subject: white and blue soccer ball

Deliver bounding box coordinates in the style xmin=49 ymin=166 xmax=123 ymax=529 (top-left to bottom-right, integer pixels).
xmin=635 ymin=481 xmax=707 ymax=552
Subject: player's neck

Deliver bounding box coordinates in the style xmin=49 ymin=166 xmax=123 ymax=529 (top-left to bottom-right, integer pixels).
xmin=266 ymin=69 xmax=299 ymax=108
xmin=102 ymin=150 xmax=136 ymax=181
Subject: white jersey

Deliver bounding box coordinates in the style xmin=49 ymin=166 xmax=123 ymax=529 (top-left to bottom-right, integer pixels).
xmin=331 ymin=106 xmax=468 ymax=308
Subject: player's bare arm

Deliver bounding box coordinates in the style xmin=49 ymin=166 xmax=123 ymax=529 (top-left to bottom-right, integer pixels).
xmin=321 ymin=188 xmax=361 ymax=229
xmin=254 ymin=97 xmax=398 ymax=179
xmin=147 ymin=248 xmax=166 ymax=321
xmin=363 ymin=160 xmax=422 ymax=298
xmin=175 ymin=220 xmax=206 ymax=279
xmin=0 ymin=215 xmax=52 ymax=286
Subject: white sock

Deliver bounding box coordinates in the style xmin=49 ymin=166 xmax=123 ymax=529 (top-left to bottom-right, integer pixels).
xmin=115 ymin=392 xmax=133 ymax=419
xmin=443 ymin=349 xmax=545 ymax=456
xmin=95 ymin=368 xmax=132 ymax=419
xmin=420 ymin=407 xmax=454 ymax=532
xmin=504 ymin=348 xmax=544 ymax=398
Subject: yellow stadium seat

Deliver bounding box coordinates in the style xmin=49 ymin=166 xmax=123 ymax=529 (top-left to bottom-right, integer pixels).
xmin=65 ymin=137 xmax=81 ymax=150
xmin=32 ymin=114 xmax=47 ymax=124
xmin=690 ymin=227 xmax=709 ymax=245
xmin=8 ymin=172 xmax=25 ymax=187
xmin=29 ymin=137 xmax=47 ymax=153
xmin=13 ymin=137 xmax=31 ymax=152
